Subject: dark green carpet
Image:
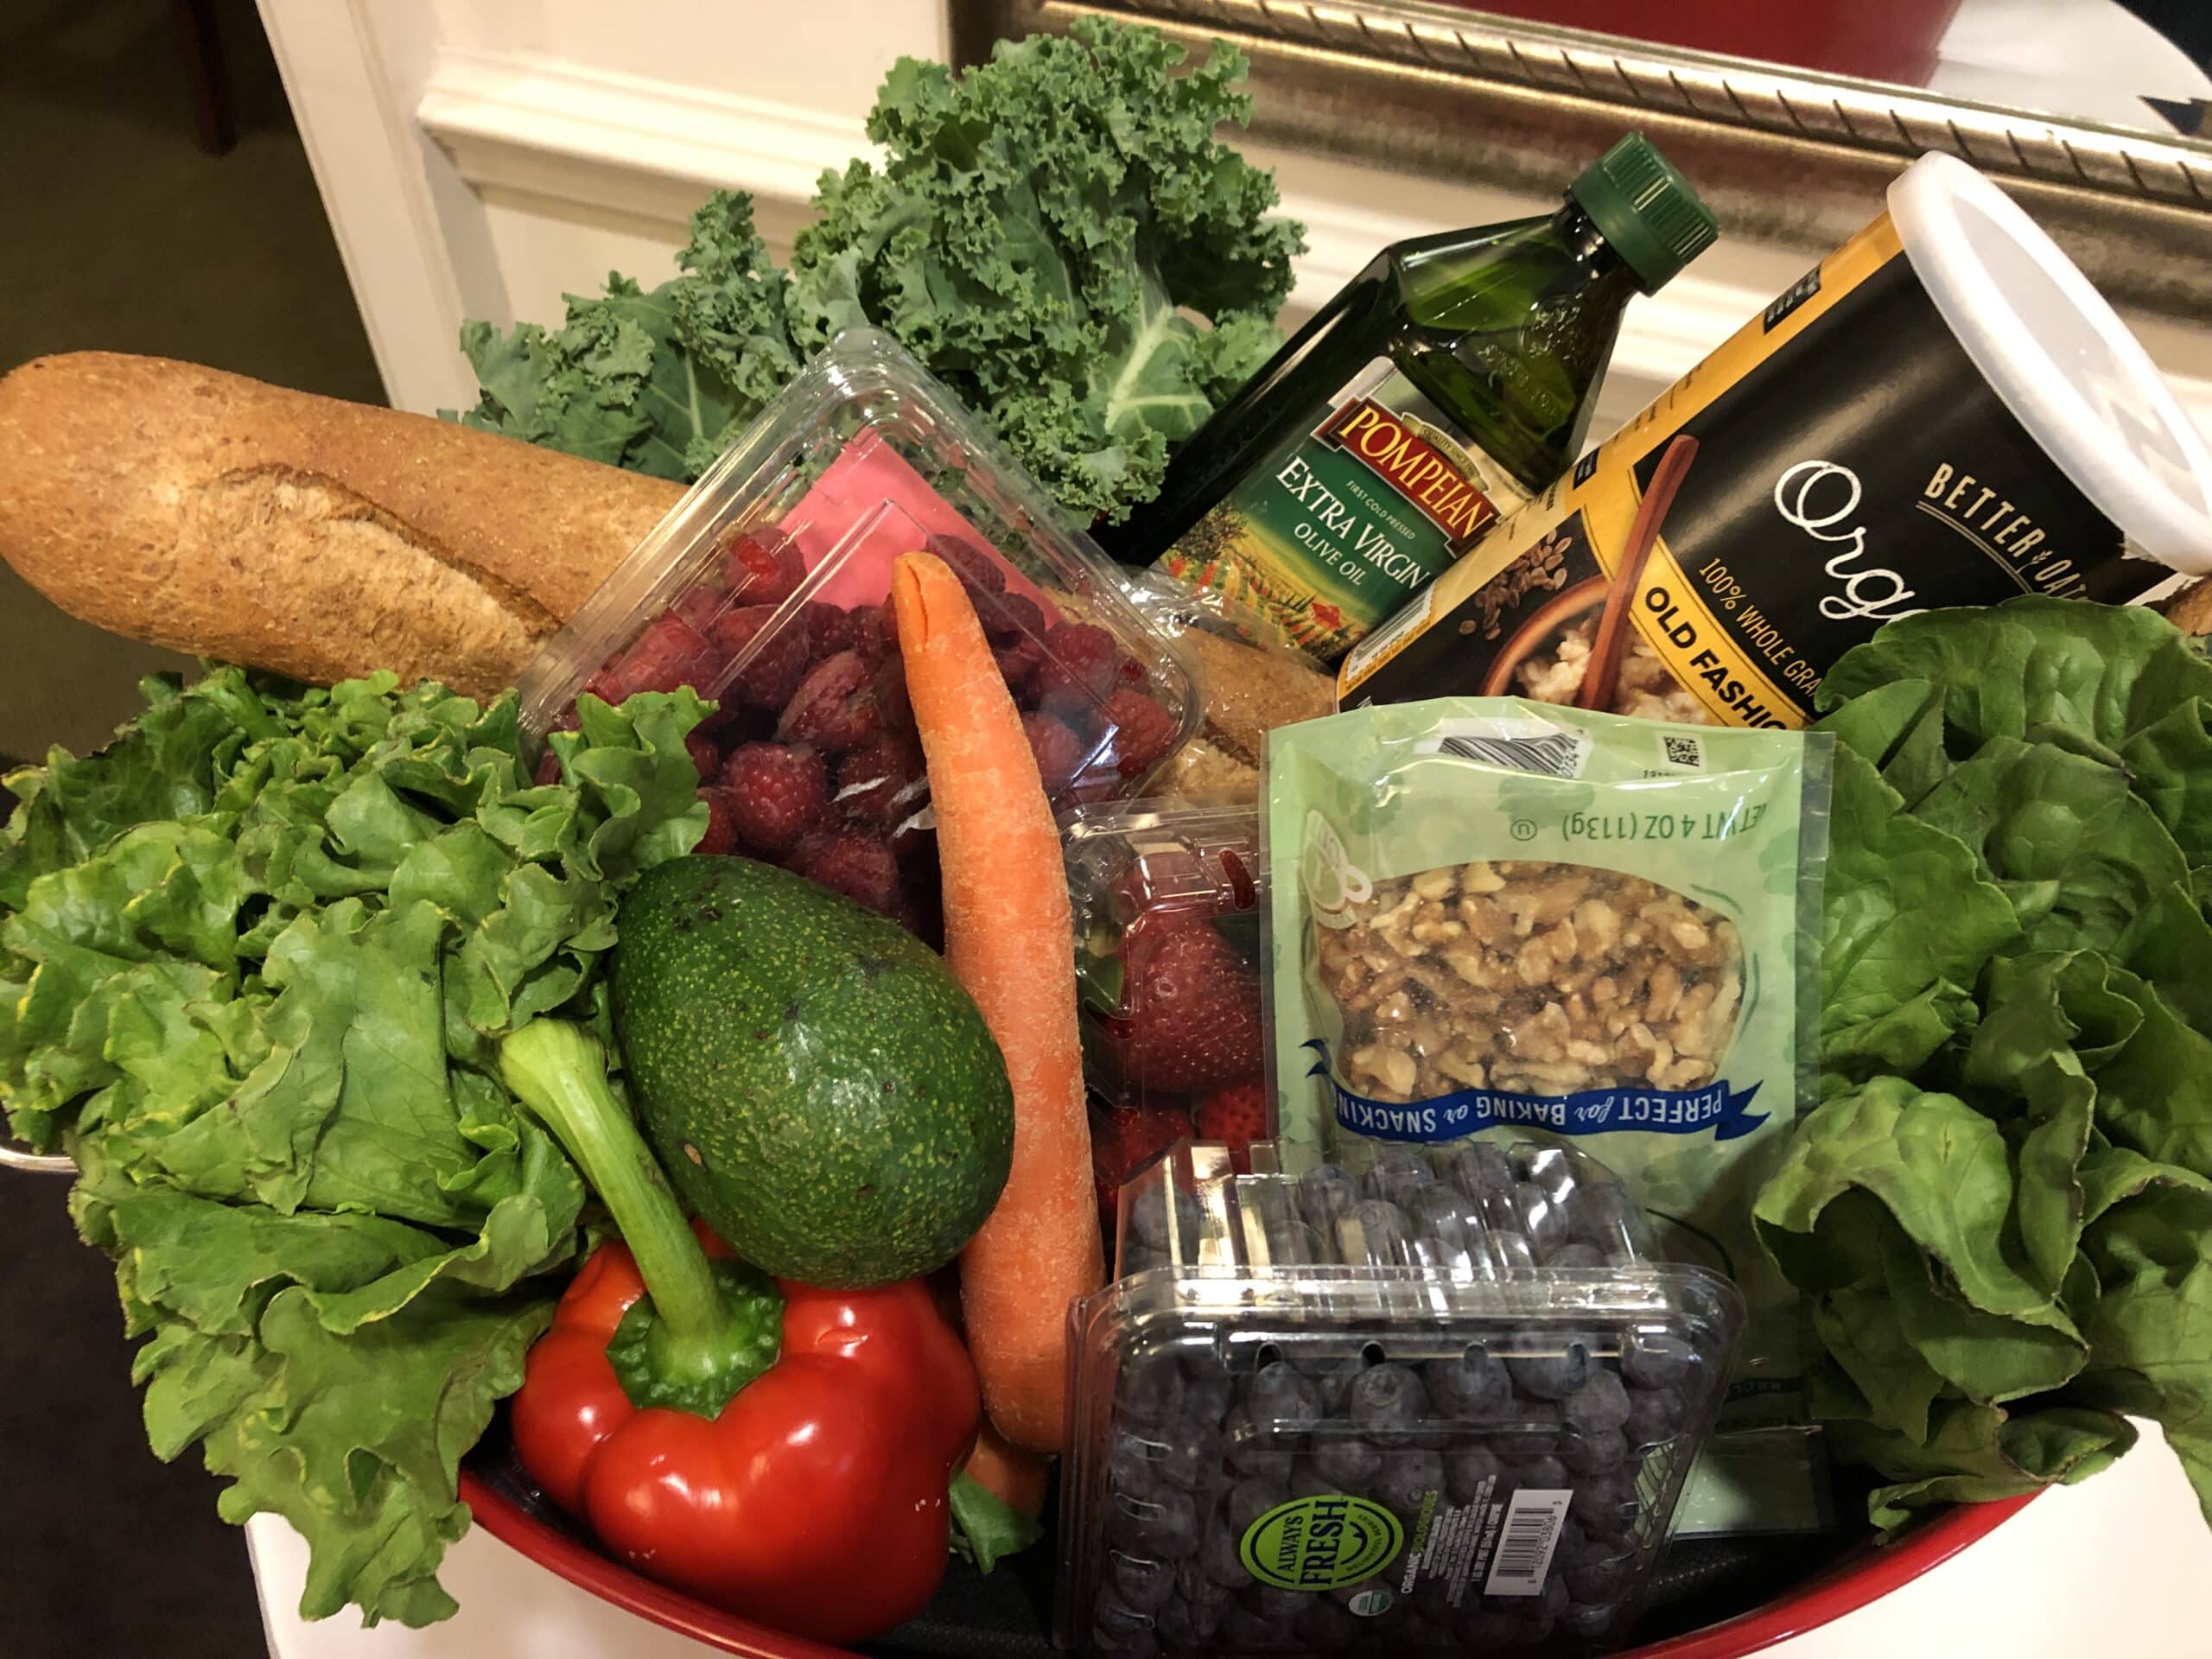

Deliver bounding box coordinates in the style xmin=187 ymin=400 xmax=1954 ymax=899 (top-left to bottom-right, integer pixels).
xmin=2 ymin=3 xmax=385 ymax=1655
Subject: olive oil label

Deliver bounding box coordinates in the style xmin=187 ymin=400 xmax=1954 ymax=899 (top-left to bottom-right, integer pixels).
xmin=1340 ymin=213 xmax=2163 ymax=726
xmin=1154 ymin=358 xmax=1529 ymax=664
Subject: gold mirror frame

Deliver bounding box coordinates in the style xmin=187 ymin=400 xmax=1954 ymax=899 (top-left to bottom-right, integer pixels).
xmin=951 ymin=0 xmax=2212 ymax=318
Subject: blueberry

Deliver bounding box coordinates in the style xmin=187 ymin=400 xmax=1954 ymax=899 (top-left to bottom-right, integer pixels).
xmin=1112 ymin=1550 xmax=1177 ymax=1611
xmin=1152 ymin=1421 xmax=1224 ymax=1491
xmin=1620 ymin=1330 xmax=1697 ymax=1390
xmin=1224 ymin=1476 xmax=1290 ymax=1536
xmin=1109 ymin=1433 xmax=1170 ymax=1503
xmin=1545 ymin=1239 xmax=1605 ymax=1269
xmin=1560 ymin=1426 xmax=1629 ymax=1474
xmin=1223 ymin=1406 xmax=1294 ymax=1480
xmin=1568 ymin=1181 xmax=1647 ymax=1260
xmin=1299 ymin=1353 xmax=1367 ymax=1414
xmin=1425 ymin=1346 xmax=1511 ymax=1418
xmin=1219 ymin=1604 xmax=1294 ymax=1646
xmin=1503 ymin=1453 xmax=1568 ymax=1490
xmin=1375 ymin=1449 xmax=1444 ymax=1519
xmin=1516 ymin=1144 xmax=1577 ymax=1198
xmin=1298 ymin=1163 xmax=1360 ymax=1239
xmin=1364 ymin=1146 xmax=1436 ymax=1209
xmin=1488 ymin=1399 xmax=1563 ymax=1462
xmin=1624 ymin=1382 xmax=1686 ymax=1446
xmin=1312 ymin=1430 xmax=1385 ymax=1491
xmin=1119 ymin=1489 xmax=1201 ymax=1560
xmin=1505 ymin=1333 xmax=1592 ymax=1399
xmin=1132 ymin=1184 xmax=1202 ymax=1252
xmin=1152 ymin=1597 xmax=1209 ymax=1646
xmin=1116 ymin=1349 xmax=1186 ymax=1424
xmin=1567 ymin=1551 xmax=1635 ymax=1602
xmin=1262 ymin=1217 xmax=1327 ymax=1264
xmin=1290 ymin=1465 xmax=1346 ymax=1503
xmin=1294 ymin=1595 xmax=1363 ymax=1649
xmin=1348 ymin=1361 xmax=1431 ymax=1447
xmin=1562 ymin=1596 xmax=1624 ymax=1638
xmin=1510 ymin=1180 xmax=1568 ymax=1254
xmin=1091 ymin=1586 xmax=1160 ymax=1654
xmin=1179 ymin=1357 xmax=1236 ymax=1423
xmin=1248 ymin=1585 xmax=1310 ymax=1623
xmin=1408 ymin=1185 xmax=1480 ymax=1274
xmin=1179 ymin=1554 xmax=1237 ymax=1612
xmin=1245 ymin=1359 xmax=1322 ymax=1439
xmin=1336 ymin=1198 xmax=1411 ymax=1267
xmin=1457 ymin=1141 xmax=1516 ymax=1194
xmin=1446 ymin=1444 xmax=1503 ymax=1502
xmin=1459 ymin=1605 xmax=1530 ymax=1643
xmin=1562 ymin=1369 xmax=1633 ymax=1436
xmin=1577 ymin=1471 xmax=1640 ymax=1537
xmin=1196 ymin=1516 xmax=1249 ymax=1587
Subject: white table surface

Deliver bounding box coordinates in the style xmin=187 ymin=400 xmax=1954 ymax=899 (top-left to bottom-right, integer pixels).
xmin=252 ymin=1421 xmax=2212 ymax=1658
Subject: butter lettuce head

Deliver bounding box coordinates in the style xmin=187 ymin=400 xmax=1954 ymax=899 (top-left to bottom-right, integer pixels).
xmin=0 ymin=670 xmax=708 ymax=1624
xmin=1761 ymin=599 xmax=2212 ymax=1530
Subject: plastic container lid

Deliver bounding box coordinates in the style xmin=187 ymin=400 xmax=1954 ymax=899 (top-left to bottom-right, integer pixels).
xmin=1569 ymin=133 xmax=1719 ymax=293
xmin=1889 ymin=151 xmax=2212 ymax=575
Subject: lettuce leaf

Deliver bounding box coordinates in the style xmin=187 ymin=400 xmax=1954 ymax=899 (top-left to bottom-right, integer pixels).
xmin=1765 ymin=599 xmax=2212 ymax=1531
xmin=0 ymin=671 xmax=709 ymax=1624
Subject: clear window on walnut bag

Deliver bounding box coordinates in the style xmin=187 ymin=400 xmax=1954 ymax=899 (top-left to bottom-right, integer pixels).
xmin=1263 ymin=697 xmax=1834 ymax=1536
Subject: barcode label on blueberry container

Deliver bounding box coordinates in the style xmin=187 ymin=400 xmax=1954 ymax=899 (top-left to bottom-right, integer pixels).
xmin=1482 ymin=1489 xmax=1572 ymax=1596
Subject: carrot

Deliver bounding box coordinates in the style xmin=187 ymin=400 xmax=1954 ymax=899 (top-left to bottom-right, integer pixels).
xmin=892 ymin=550 xmax=1102 ymax=1453
xmin=962 ymin=1421 xmax=1052 ymax=1519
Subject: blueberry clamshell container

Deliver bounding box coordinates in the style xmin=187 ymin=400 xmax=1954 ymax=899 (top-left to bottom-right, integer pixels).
xmin=1059 ymin=1137 xmax=1744 ymax=1656
xmin=513 ymin=327 xmax=1199 ymax=804
xmin=1061 ymin=803 xmax=1264 ymax=1119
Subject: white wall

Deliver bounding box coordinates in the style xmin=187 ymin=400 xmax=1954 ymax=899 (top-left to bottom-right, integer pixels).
xmin=259 ymin=0 xmax=2212 ymax=436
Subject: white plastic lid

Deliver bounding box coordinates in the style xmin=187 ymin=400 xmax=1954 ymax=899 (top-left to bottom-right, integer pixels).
xmin=1889 ymin=151 xmax=2212 ymax=575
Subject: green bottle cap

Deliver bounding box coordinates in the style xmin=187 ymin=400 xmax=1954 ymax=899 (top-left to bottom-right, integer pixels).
xmin=1568 ymin=133 xmax=1718 ymax=292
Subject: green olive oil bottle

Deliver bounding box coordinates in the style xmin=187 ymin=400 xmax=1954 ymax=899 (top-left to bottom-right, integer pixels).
xmin=1105 ymin=133 xmax=1717 ymax=665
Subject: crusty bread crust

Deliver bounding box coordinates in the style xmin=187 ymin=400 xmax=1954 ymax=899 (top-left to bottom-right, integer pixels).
xmin=2164 ymin=577 xmax=2212 ymax=637
xmin=0 ymin=353 xmax=683 ymax=697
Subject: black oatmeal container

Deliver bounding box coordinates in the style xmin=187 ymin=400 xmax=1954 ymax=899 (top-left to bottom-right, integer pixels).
xmin=1059 ymin=1137 xmax=1744 ymax=1656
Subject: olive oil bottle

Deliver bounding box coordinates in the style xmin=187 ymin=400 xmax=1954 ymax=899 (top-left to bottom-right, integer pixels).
xmin=1105 ymin=134 xmax=1716 ymax=665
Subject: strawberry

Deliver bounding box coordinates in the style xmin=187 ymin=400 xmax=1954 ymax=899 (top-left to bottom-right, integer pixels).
xmin=1091 ymin=1103 xmax=1191 ymax=1236
xmin=1195 ymin=1079 xmax=1268 ymax=1173
xmin=1108 ymin=915 xmax=1264 ymax=1093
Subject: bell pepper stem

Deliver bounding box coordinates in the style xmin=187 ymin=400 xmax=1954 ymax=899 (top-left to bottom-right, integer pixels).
xmin=499 ymin=1019 xmax=732 ymax=1375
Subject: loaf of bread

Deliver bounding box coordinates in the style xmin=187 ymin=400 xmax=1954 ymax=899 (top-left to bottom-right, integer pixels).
xmin=2168 ymin=576 xmax=2212 ymax=636
xmin=0 ymin=353 xmax=684 ymax=698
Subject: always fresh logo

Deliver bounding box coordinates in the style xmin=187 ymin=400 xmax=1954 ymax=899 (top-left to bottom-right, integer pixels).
xmin=1240 ymin=1494 xmax=1405 ymax=1591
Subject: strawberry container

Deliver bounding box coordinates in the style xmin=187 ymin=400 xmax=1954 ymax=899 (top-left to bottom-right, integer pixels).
xmin=1062 ymin=803 xmax=1270 ymax=1229
xmin=518 ymin=327 xmax=1200 ymax=936
xmin=1060 ymin=1135 xmax=1745 ymax=1657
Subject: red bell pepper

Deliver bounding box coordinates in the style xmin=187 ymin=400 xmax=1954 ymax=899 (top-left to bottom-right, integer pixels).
xmin=498 ymin=1021 xmax=981 ymax=1646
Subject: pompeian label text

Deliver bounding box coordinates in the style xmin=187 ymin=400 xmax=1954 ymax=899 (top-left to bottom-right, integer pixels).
xmin=1314 ymin=397 xmax=1500 ymax=542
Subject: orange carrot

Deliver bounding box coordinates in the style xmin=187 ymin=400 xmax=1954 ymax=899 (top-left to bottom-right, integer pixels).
xmin=963 ymin=1421 xmax=1052 ymax=1519
xmin=892 ymin=550 xmax=1102 ymax=1453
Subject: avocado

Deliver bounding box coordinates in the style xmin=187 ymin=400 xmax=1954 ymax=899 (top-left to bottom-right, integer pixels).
xmin=612 ymin=855 xmax=1014 ymax=1287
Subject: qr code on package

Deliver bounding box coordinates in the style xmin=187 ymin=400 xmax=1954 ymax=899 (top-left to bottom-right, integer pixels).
xmin=1661 ymin=734 xmax=1704 ymax=769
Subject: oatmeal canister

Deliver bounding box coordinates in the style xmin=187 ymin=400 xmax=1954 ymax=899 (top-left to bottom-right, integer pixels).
xmin=1338 ymin=152 xmax=2212 ymax=728
xmin=1264 ymin=697 xmax=1832 ymax=1530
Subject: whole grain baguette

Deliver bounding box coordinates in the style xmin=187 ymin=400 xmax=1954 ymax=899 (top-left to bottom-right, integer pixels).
xmin=2166 ymin=577 xmax=2212 ymax=637
xmin=0 ymin=353 xmax=684 ymax=698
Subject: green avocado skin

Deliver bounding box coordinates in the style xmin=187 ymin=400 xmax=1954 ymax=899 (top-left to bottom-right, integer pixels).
xmin=612 ymin=855 xmax=1014 ymax=1287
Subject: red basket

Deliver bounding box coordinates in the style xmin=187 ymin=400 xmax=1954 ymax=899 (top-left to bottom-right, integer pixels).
xmin=458 ymin=1464 xmax=2032 ymax=1658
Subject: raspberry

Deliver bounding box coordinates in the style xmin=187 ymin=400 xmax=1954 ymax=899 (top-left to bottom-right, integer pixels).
xmin=842 ymin=604 xmax=892 ymax=660
xmin=1099 ymin=688 xmax=1179 ymax=777
xmin=710 ymin=606 xmax=809 ymax=709
xmin=696 ymin=786 xmax=739 ymax=855
xmin=582 ymin=667 xmax=623 ymax=706
xmin=994 ymin=634 xmax=1044 ymax=692
xmin=1021 ymin=711 xmax=1091 ymax=795
xmin=801 ymin=601 xmax=860 ymax=661
xmin=721 ymin=527 xmax=804 ymax=605
xmin=532 ymin=749 xmax=563 ymax=787
xmin=790 ymin=829 xmax=902 ymax=917
xmin=670 ymin=580 xmax=728 ymax=633
xmin=1033 ymin=622 xmax=1121 ymax=712
xmin=608 ymin=613 xmax=714 ymax=697
xmin=836 ymin=730 xmax=927 ymax=829
xmin=778 ymin=651 xmax=880 ymax=752
xmin=975 ymin=590 xmax=1045 ymax=643
xmin=926 ymin=533 xmax=1007 ymax=598
xmin=721 ymin=741 xmax=829 ymax=855
xmin=683 ymin=730 xmax=720 ymax=781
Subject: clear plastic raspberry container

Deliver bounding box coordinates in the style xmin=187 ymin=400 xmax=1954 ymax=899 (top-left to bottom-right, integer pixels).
xmin=1062 ymin=804 xmax=1268 ymax=1230
xmin=1059 ymin=1136 xmax=1744 ymax=1656
xmin=517 ymin=329 xmax=1199 ymax=938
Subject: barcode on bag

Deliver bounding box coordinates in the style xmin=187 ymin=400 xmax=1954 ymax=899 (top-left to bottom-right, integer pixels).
xmin=1439 ymin=733 xmax=1584 ymax=778
xmin=1661 ymin=734 xmax=1704 ymax=768
xmin=1483 ymin=1489 xmax=1573 ymax=1596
